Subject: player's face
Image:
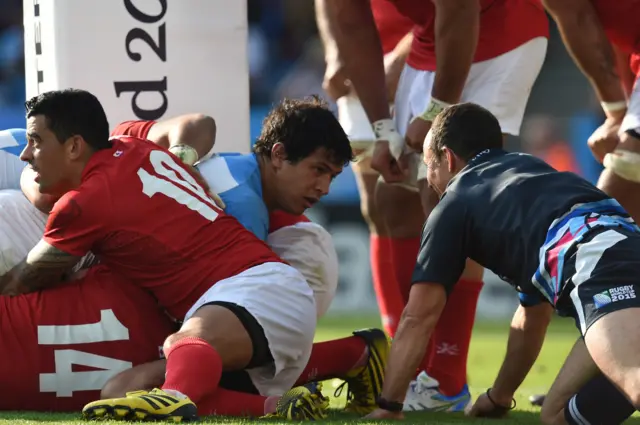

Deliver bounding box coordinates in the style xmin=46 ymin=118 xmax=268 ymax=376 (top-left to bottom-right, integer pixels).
xmin=21 ymin=115 xmax=75 ymax=196
xmin=276 ymin=147 xmax=344 ymax=214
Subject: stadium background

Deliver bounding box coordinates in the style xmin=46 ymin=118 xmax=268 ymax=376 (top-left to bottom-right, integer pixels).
xmin=0 ymin=0 xmax=607 ymax=321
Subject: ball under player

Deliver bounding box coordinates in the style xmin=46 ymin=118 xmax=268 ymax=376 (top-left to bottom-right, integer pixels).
xmin=366 ymin=102 xmax=640 ymax=420
xmin=108 ymin=101 xmax=390 ymax=415
xmin=0 ymin=89 xmax=339 ymax=422
xmin=318 ymin=0 xmax=548 ymax=412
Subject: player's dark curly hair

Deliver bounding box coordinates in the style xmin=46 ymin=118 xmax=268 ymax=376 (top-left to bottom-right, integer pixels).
xmin=253 ymin=95 xmax=353 ymax=165
xmin=25 ymin=89 xmax=111 ymax=150
xmin=428 ymin=102 xmax=503 ymax=164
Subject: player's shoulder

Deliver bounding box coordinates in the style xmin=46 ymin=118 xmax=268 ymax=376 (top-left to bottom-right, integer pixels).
xmin=110 ymin=120 xmax=156 ymax=139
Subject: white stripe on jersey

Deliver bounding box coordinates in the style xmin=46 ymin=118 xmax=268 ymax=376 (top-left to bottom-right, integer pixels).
xmin=197 ymin=155 xmax=241 ymax=194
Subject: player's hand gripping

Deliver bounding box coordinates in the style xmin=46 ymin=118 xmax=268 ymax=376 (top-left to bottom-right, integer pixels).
xmin=370 ymin=119 xmax=409 ymax=183
xmin=588 ymin=115 xmax=624 ymax=163
xmin=188 ymin=165 xmax=226 ymax=210
xmin=405 ymin=117 xmax=432 ymax=153
xmin=323 ymin=58 xmax=351 ymax=101
xmin=466 ymin=389 xmax=515 ymax=419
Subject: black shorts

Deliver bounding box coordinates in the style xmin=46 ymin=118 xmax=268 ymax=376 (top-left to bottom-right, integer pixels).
xmin=556 ymin=227 xmax=640 ymax=336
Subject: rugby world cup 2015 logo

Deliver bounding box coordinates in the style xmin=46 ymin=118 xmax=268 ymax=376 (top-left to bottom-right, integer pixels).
xmin=593 ymin=285 xmax=637 ymax=309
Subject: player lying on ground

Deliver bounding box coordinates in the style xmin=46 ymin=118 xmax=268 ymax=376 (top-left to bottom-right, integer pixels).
xmin=3 ymin=101 xmax=390 ymax=416
xmin=0 ymin=189 xmax=387 ymax=418
xmin=364 ymin=102 xmax=640 ymax=420
xmin=0 ymin=89 xmax=350 ymax=422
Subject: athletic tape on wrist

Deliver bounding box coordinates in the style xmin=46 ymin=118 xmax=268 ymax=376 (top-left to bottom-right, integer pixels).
xmin=372 ymin=118 xmax=404 ymax=160
xmin=417 ymin=97 xmax=452 ymax=123
xmin=600 ymin=100 xmax=627 ymax=114
xmin=169 ymin=144 xmax=200 ymax=166
xmin=603 ymin=149 xmax=640 ymax=183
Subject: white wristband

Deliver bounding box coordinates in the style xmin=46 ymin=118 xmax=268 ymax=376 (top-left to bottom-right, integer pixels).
xmin=372 ymin=118 xmax=404 ymax=160
xmin=601 ymin=100 xmax=627 ymax=113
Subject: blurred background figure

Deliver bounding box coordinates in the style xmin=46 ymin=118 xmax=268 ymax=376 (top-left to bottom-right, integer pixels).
xmin=521 ymin=114 xmax=579 ymax=173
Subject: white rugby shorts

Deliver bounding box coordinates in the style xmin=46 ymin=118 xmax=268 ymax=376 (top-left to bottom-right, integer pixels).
xmin=183 ymin=262 xmax=316 ymax=396
xmin=395 ymin=37 xmax=548 ymax=137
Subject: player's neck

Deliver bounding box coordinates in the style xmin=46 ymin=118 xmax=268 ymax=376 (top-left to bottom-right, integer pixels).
xmin=256 ymin=155 xmax=278 ymax=212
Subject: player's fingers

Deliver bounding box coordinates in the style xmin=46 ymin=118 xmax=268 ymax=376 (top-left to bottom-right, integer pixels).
xmin=208 ymin=191 xmax=226 ymax=209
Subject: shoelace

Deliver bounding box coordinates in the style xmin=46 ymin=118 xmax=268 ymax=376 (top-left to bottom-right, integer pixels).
xmin=334 ymin=373 xmax=374 ymax=407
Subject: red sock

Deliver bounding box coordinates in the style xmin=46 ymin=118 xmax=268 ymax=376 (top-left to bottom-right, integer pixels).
xmin=370 ymin=235 xmax=405 ymax=337
xmin=425 ymin=279 xmax=483 ymax=396
xmin=199 ymin=387 xmax=271 ymax=417
xmin=294 ymin=336 xmax=367 ymax=385
xmin=389 ymin=237 xmax=421 ymax=303
xmin=161 ymin=337 xmax=223 ymax=403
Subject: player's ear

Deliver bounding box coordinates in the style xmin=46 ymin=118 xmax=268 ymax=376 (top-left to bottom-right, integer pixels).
xmin=271 ymin=143 xmax=287 ymax=169
xmin=444 ymin=147 xmax=456 ymax=173
xmin=65 ymin=135 xmax=85 ymax=161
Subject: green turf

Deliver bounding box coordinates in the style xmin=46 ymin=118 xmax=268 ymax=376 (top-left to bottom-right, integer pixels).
xmin=1 ymin=314 xmax=637 ymax=424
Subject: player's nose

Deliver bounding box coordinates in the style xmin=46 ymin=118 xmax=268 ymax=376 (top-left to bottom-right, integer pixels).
xmin=19 ymin=143 xmax=33 ymax=162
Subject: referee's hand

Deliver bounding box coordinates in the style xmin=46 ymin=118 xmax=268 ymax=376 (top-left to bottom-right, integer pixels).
xmin=466 ymin=392 xmax=511 ymax=419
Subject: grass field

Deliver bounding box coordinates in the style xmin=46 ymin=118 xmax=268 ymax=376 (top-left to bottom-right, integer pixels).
xmin=2 ymin=314 xmax=638 ymax=424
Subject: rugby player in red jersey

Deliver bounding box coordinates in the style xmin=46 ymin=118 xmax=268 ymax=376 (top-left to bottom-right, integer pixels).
xmin=0 ymin=88 xmax=351 ymax=422
xmin=317 ymin=0 xmax=548 ymax=412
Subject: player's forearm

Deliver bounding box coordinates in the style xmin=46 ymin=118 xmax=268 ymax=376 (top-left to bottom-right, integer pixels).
xmin=491 ymin=304 xmax=553 ymax=403
xmin=545 ymin=0 xmax=626 ymax=113
xmin=315 ymin=0 xmax=341 ymax=69
xmin=0 ymin=240 xmax=79 ymax=295
xmin=149 ymin=114 xmax=216 ymax=160
xmin=380 ymin=308 xmax=439 ymax=403
xmin=324 ymin=0 xmax=390 ymax=122
xmin=430 ymin=0 xmax=480 ymax=103
xmin=613 ymin=44 xmax=635 ymax=97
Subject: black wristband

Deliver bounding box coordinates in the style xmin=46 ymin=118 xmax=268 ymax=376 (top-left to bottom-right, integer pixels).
xmin=377 ymin=397 xmax=404 ymax=413
xmin=486 ymin=388 xmax=516 ymax=413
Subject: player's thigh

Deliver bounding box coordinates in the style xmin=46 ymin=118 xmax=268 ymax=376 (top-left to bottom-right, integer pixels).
xmin=394 ymin=64 xmax=431 ymax=137
xmin=375 ymin=181 xmax=424 ymax=238
xmin=541 ymin=338 xmax=598 ymax=425
xmin=268 ymin=223 xmax=338 ymax=319
xmin=462 ymin=37 xmax=547 ymax=136
xmin=181 ymin=262 xmax=316 ymax=392
xmin=565 ymin=230 xmax=640 ymax=404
